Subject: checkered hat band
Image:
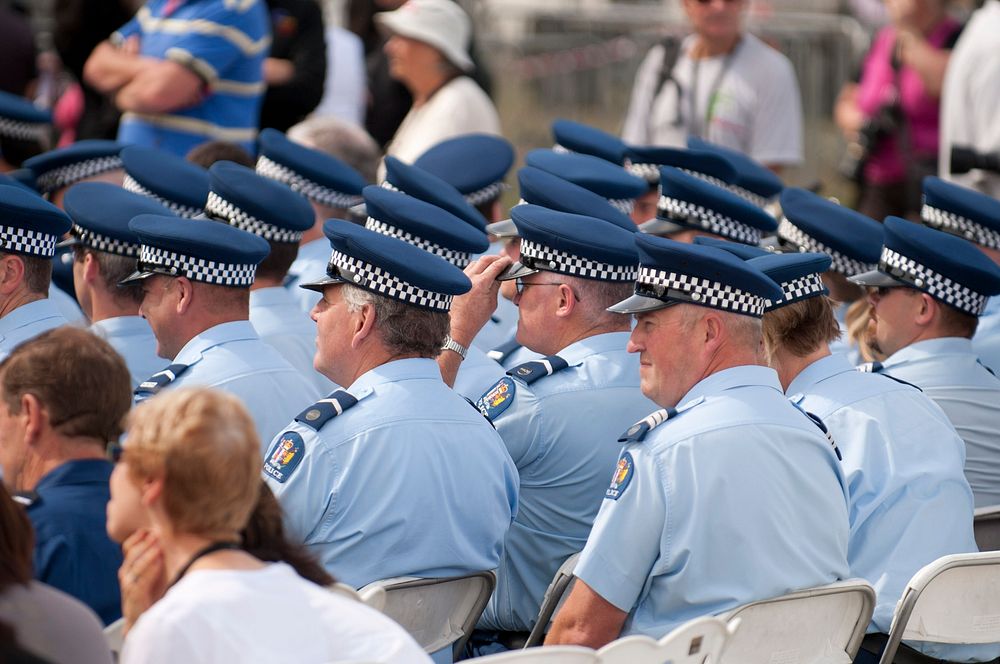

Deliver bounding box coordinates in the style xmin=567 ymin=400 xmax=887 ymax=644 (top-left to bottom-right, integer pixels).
xmin=520 ymin=238 xmax=637 ymax=282
xmin=122 ymin=174 xmax=204 ymax=219
xmin=880 ymin=247 xmax=989 ymax=316
xmin=464 ymin=181 xmax=507 ymax=206
xmin=380 ymin=181 xmax=400 ymax=193
xmin=329 ymin=250 xmax=453 ymax=311
xmin=681 ymin=168 xmax=730 ymax=191
xmin=624 ymin=161 xmax=660 ymax=183
xmin=658 ymin=195 xmax=762 ymax=245
xmin=365 ymin=217 xmax=471 ymax=267
xmin=727 ymin=185 xmax=769 ymax=210
xmin=206 ymin=191 xmax=302 ymax=244
xmin=255 ymin=156 xmax=362 ymax=210
xmin=138 ymin=244 xmax=257 ymax=287
xmin=0 ymin=224 xmax=57 ymax=258
xmin=609 ymin=197 xmax=635 ymax=215
xmin=71 ymin=224 xmax=139 ymax=257
xmin=921 ymin=204 xmax=1000 ymax=250
xmin=0 ymin=117 xmax=48 ymax=142
xmin=777 ymin=218 xmax=874 ymax=276
xmin=765 ymin=272 xmax=826 ymax=310
xmin=637 ymin=265 xmax=766 ymax=316
xmin=552 ymin=143 xmax=571 ymax=154
xmin=35 ymin=155 xmax=123 ymax=195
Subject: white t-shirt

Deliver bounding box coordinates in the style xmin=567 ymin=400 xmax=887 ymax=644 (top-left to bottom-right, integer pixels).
xmin=121 ymin=563 xmax=430 ymax=664
xmin=621 ymin=33 xmax=803 ymax=167
xmin=938 ymin=0 xmax=1000 ymax=197
xmin=380 ymin=76 xmax=502 ymax=179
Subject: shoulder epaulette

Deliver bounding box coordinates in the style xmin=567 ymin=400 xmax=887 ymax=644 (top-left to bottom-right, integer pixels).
xmin=978 ymin=360 xmax=997 ymax=377
xmin=12 ymin=491 xmax=38 ymax=507
xmin=294 ymin=390 xmax=359 ymax=432
xmin=507 ymin=355 xmax=569 ymax=385
xmin=618 ymin=396 xmax=704 ymax=443
xmin=855 ymin=362 xmax=922 ymax=391
xmin=134 ymin=363 xmax=191 ymax=402
xmin=487 ymin=339 xmax=522 ymax=364
xmin=788 ymin=399 xmax=842 ymax=461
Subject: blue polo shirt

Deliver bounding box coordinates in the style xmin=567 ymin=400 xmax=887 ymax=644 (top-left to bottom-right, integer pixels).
xmin=25 ymin=459 xmax=123 ymax=625
xmin=114 ymin=0 xmax=270 ymax=155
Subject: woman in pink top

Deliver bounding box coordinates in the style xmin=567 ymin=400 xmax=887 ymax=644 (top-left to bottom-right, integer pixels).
xmin=835 ymin=0 xmax=962 ymax=221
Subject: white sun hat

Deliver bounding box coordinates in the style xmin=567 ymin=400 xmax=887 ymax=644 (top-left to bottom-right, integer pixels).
xmin=375 ymin=0 xmax=475 ymax=73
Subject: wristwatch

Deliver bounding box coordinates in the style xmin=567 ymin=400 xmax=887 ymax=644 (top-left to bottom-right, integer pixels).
xmin=441 ymin=335 xmax=468 ymax=361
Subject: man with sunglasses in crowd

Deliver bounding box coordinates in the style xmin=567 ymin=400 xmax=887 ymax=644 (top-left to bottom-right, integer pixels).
xmin=621 ymin=0 xmax=802 ymax=173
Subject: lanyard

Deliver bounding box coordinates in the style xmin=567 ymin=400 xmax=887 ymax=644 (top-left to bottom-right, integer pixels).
xmin=686 ymin=38 xmax=742 ymax=138
xmin=167 ymin=541 xmax=242 ymax=589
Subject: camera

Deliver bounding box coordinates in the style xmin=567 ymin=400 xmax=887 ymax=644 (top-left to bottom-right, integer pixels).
xmin=950 ymin=146 xmax=1000 ymax=176
xmin=839 ymin=102 xmax=904 ymax=183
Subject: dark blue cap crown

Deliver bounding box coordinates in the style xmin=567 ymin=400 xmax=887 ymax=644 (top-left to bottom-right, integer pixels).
xmin=303 ymin=221 xmax=470 ymax=311
xmin=256 ymin=128 xmax=366 ymax=209
xmin=778 ymin=188 xmax=883 ymax=276
xmin=413 ymin=134 xmax=514 ymax=205
xmin=687 ymin=137 xmax=783 ymax=203
xmin=525 ymin=149 xmax=647 ymax=213
xmin=0 ymin=185 xmax=71 ymax=258
xmin=747 ymin=252 xmax=831 ymax=311
xmin=24 ymin=140 xmax=124 ymax=195
xmin=383 ymin=156 xmax=486 ymax=231
xmin=0 ymin=91 xmax=51 ymax=142
xmin=208 ymin=161 xmax=313 ymax=243
xmin=63 ymin=182 xmax=172 ymax=256
xmin=551 ymin=119 xmax=627 ymax=165
xmin=624 ymin=146 xmax=737 ymax=187
xmin=921 ymin=176 xmax=1000 ymax=250
xmin=121 ymin=145 xmax=210 ymax=218
xmin=518 ymin=167 xmax=635 ymax=231
xmin=693 ymin=235 xmax=769 ymax=260
xmin=362 ymin=185 xmax=488 ymax=267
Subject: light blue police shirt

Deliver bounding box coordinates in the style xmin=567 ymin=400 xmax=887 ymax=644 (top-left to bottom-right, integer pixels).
xmin=263 ymin=358 xmax=519 ymax=589
xmin=786 ymin=353 xmax=995 ymax=661
xmin=476 ymin=331 xmax=658 ymax=632
xmin=49 ymin=284 xmax=86 ymax=326
xmin=828 ymin=301 xmax=861 ymax=365
xmin=90 ymin=316 xmax=167 ymax=389
xmin=286 ymin=237 xmax=330 ymax=314
xmin=453 ymin=345 xmax=506 ymax=401
xmin=0 ymin=299 xmax=68 ymax=361
xmin=473 ymin=295 xmax=520 ymax=353
xmin=973 ymin=296 xmax=1000 ymax=374
xmin=249 ymin=286 xmax=333 ymax=397
xmin=139 ymin=320 xmax=316 ymax=453
xmin=880 ymin=337 xmax=1000 ymax=508
xmin=574 ymin=365 xmax=851 ymax=638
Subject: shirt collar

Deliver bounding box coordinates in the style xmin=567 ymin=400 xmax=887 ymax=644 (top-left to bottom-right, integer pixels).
xmin=36 ymin=459 xmax=113 ymax=492
xmin=174 ymin=320 xmax=259 ymax=365
xmin=347 ymin=357 xmax=441 ymax=400
xmin=678 ymin=365 xmax=783 ymax=406
xmin=0 ymin=299 xmax=65 ymax=337
xmin=558 ymin=331 xmax=631 ymax=366
xmin=883 ymin=337 xmax=975 ymax=368
xmin=787 ymin=353 xmax=855 ymax=396
xmin=90 ymin=315 xmax=150 ymax=338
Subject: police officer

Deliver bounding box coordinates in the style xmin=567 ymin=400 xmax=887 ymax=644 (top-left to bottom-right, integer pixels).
xmin=464 ymin=205 xmax=658 ymax=646
xmin=62 ymin=182 xmax=169 ymax=387
xmin=920 ymin=176 xmax=1000 ymax=373
xmin=255 ymin=128 xmax=367 ymax=314
xmin=120 ymin=144 xmax=211 ymax=218
xmin=524 ymin=149 xmax=647 ymax=219
xmin=205 ymin=160 xmax=332 ymax=395
xmin=262 ymin=222 xmax=517 ymax=598
xmin=546 ymin=237 xmax=850 ymax=647
xmin=0 ymin=327 xmax=132 ymax=624
xmin=776 ymin=188 xmax=885 ymax=364
xmin=0 ymin=186 xmax=71 ymax=359
xmin=850 ymin=217 xmax=1000 ymax=507
xmin=122 ymin=213 xmax=316 ymax=452
xmin=740 ymin=248 xmax=990 ymax=663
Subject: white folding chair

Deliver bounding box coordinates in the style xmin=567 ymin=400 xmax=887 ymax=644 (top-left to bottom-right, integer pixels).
xmin=598 ymin=615 xmax=738 ymax=664
xmin=104 ymin=617 xmax=125 ymax=657
xmin=877 ymin=552 xmax=1000 ymax=664
xmin=468 ymin=645 xmax=598 ymax=663
xmin=328 ymin=581 xmax=365 ymax=603
xmin=716 ymin=579 xmax=876 ymax=664
xmin=973 ymin=505 xmax=1000 ymax=552
xmin=358 ymin=571 xmax=495 ymax=659
xmin=525 ymin=552 xmax=581 ymax=647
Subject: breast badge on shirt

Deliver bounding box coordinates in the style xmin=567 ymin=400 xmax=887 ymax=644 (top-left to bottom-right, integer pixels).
xmin=605 ymin=451 xmax=635 ymax=500
xmin=477 ymin=376 xmax=516 ymax=421
xmin=263 ymin=431 xmax=305 ymax=484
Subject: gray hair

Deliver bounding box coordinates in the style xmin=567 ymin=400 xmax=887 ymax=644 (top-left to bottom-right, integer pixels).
xmin=568 ymin=276 xmax=634 ymax=327
xmin=286 ymin=117 xmax=380 ymax=184
xmin=342 ymin=284 xmax=450 ymax=358
xmin=680 ymin=304 xmax=763 ymax=349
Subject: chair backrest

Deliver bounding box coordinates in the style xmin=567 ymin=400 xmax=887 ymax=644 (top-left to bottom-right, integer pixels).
xmin=104 ymin=617 xmax=125 ymax=656
xmin=469 ymin=645 xmax=599 ymax=663
xmin=525 ymin=552 xmax=581 ymax=647
xmin=973 ymin=505 xmax=1000 ymax=552
xmin=716 ymin=579 xmax=876 ymax=664
xmin=597 ymin=615 xmax=737 ymax=664
xmin=357 ymin=571 xmax=495 ymax=658
xmin=328 ymin=581 xmax=365 ymax=603
xmin=878 ymin=551 xmax=1000 ymax=664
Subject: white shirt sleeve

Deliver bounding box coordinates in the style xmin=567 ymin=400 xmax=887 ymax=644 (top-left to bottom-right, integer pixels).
xmin=746 ymin=51 xmax=804 ymax=167
xmin=622 ymin=45 xmax=667 ymax=145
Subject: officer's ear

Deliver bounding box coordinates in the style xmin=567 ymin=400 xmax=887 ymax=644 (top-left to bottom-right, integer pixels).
xmin=913 ymin=292 xmax=937 ymax=328
xmin=19 ymin=393 xmax=48 ymax=446
xmin=0 ymin=254 xmax=26 ymax=296
xmin=351 ymin=300 xmax=376 ymax=349
xmin=173 ymin=277 xmax=194 ymax=315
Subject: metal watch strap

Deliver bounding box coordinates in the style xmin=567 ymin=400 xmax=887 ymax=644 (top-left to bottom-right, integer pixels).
xmin=442 ymin=335 xmax=468 ymax=360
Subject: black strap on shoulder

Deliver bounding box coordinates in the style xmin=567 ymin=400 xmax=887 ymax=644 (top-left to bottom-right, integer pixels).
xmin=856 ymin=362 xmax=923 ymax=391
xmin=294 ymin=390 xmax=359 ymax=432
xmin=487 ymin=338 xmax=523 ymax=364
xmin=978 ymin=360 xmax=997 ymax=377
xmin=619 ymin=408 xmax=677 ymax=443
xmin=134 ymin=363 xmax=191 ymax=401
xmin=804 ymin=410 xmax=842 ymax=461
xmin=506 ymin=355 xmax=569 ymax=385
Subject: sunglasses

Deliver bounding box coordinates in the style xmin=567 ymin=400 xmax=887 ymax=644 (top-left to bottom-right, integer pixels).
xmin=514 ymin=278 xmax=581 ymax=302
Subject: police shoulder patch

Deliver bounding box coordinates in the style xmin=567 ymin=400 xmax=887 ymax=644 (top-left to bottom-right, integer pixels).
xmin=293 ymin=390 xmax=359 ymax=431
xmin=476 ymin=376 xmax=516 ymax=421
xmin=605 ymin=452 xmax=635 ymax=500
xmin=263 ymin=431 xmax=306 ymax=484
